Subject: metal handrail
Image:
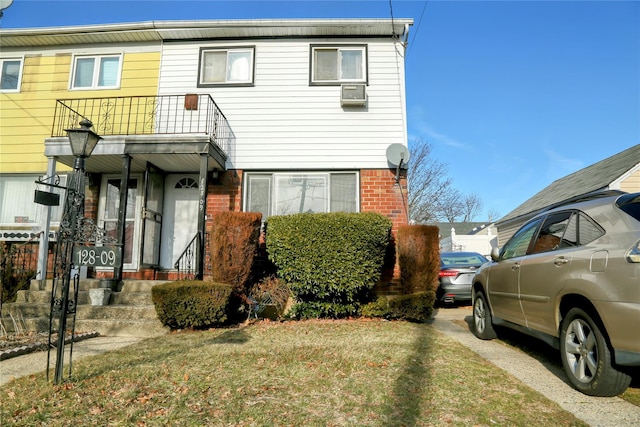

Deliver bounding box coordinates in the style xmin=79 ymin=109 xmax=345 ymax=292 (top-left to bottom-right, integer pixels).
xmin=52 ymin=94 xmax=235 ymax=154
xmin=174 ymin=232 xmax=201 ymax=281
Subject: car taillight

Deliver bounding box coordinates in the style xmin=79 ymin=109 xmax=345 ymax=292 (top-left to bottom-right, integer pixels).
xmin=626 ymin=240 xmax=640 ymax=263
xmin=439 ymin=270 xmax=458 ymax=277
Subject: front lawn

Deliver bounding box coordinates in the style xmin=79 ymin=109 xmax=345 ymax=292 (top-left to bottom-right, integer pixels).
xmin=1 ymin=320 xmax=587 ymax=426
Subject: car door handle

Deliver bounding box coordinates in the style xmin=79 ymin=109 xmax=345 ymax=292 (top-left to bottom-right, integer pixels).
xmin=511 ymin=263 xmax=520 ymax=271
xmin=553 ymin=257 xmax=569 ymax=266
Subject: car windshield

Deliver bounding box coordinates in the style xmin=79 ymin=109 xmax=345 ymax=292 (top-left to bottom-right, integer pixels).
xmin=441 ymin=253 xmax=486 ymax=267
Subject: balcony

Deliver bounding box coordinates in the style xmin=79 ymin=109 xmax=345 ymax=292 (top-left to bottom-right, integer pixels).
xmin=47 ymin=94 xmax=235 ymax=173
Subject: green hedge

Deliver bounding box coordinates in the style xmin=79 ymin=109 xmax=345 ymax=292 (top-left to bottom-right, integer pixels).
xmin=151 ymin=280 xmax=238 ymax=329
xmin=266 ymin=212 xmax=392 ymax=318
xmin=361 ymin=291 xmax=436 ymax=323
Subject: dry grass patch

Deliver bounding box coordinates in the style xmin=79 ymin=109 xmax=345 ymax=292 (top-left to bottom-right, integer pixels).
xmin=2 ymin=320 xmax=587 ymax=426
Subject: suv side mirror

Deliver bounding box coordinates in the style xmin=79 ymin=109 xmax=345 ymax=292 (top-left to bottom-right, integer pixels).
xmin=490 ymin=247 xmax=500 ymax=261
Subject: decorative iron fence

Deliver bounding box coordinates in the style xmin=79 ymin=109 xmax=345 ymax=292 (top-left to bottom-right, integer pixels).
xmin=52 ymin=94 xmax=235 ymax=153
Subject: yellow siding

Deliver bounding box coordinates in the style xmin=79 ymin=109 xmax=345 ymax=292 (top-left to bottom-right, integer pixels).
xmin=0 ymin=51 xmax=161 ymax=173
xmin=620 ymin=170 xmax=640 ymax=193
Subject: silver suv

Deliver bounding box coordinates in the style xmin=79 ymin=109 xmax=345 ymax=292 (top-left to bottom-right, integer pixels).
xmin=471 ymin=191 xmax=640 ymax=396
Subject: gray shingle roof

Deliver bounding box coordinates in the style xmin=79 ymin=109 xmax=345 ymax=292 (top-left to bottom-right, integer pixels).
xmin=498 ymin=144 xmax=640 ymax=224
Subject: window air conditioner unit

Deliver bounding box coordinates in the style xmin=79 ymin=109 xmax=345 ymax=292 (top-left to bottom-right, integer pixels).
xmin=340 ymin=84 xmax=367 ymax=106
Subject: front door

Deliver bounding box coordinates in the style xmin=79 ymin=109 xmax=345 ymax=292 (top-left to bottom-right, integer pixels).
xmin=98 ymin=175 xmax=142 ymax=271
xmin=159 ymin=174 xmax=199 ymax=269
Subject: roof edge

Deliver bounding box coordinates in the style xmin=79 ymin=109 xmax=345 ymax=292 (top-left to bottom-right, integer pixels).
xmin=0 ymin=18 xmax=414 ymax=36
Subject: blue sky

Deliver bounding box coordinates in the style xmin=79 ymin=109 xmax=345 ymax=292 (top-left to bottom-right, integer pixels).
xmin=2 ymin=0 xmax=639 ymax=220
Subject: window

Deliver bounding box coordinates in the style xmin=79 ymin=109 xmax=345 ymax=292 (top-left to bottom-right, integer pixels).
xmin=244 ymin=172 xmax=359 ymax=219
xmin=531 ymin=212 xmax=573 ymax=254
xmin=1 ymin=58 xmax=22 ymax=91
xmin=71 ymin=55 xmax=121 ymax=89
xmin=310 ymin=45 xmax=367 ymax=84
xmin=0 ymin=175 xmax=66 ymax=226
xmin=501 ymin=218 xmax=542 ymax=260
xmin=198 ymin=47 xmax=255 ymax=86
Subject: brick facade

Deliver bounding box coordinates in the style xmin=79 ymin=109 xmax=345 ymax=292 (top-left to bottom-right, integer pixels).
xmin=91 ymin=168 xmax=407 ymax=291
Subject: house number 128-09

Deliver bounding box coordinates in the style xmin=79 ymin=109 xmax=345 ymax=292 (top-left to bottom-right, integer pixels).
xmin=73 ymin=246 xmax=121 ymax=267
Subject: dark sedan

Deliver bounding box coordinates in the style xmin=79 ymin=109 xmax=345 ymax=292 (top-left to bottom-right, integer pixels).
xmin=437 ymin=251 xmax=488 ymax=305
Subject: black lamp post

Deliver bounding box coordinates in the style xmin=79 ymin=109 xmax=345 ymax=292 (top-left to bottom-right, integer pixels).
xmin=51 ymin=119 xmax=101 ymax=384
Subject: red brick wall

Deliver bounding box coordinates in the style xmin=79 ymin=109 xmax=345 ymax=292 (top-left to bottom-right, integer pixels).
xmin=360 ymin=168 xmax=409 ymax=294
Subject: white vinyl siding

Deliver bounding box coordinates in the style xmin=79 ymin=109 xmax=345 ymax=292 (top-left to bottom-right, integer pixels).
xmin=158 ymin=38 xmax=407 ymax=170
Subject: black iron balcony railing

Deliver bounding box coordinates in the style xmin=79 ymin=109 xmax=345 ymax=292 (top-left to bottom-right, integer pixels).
xmin=52 ymin=94 xmax=235 ymax=153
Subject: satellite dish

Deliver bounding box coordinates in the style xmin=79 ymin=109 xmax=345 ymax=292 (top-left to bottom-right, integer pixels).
xmin=386 ymin=143 xmax=410 ymax=183
xmin=0 ymin=0 xmax=14 ymax=17
xmin=386 ymin=143 xmax=410 ymax=166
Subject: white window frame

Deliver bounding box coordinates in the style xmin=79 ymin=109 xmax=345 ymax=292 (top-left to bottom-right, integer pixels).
xmin=0 ymin=57 xmax=23 ymax=92
xmin=70 ymin=54 xmax=122 ymax=90
xmin=243 ymin=171 xmax=360 ymax=219
xmin=310 ymin=45 xmax=368 ymax=85
xmin=198 ymin=46 xmax=255 ymax=87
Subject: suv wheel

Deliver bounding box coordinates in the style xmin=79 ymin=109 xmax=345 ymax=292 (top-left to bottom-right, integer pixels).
xmin=472 ymin=291 xmax=496 ymax=340
xmin=560 ymin=307 xmax=631 ymax=396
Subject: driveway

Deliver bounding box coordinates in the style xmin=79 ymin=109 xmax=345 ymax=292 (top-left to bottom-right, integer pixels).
xmin=432 ymin=305 xmax=640 ymax=427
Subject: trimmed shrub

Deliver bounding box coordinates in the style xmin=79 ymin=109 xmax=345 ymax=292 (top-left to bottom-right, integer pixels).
xmin=362 ymin=291 xmax=436 ymax=323
xmin=397 ymin=225 xmax=440 ymax=295
xmin=266 ymin=212 xmax=392 ymax=318
xmin=209 ymin=212 xmax=262 ymax=294
xmin=151 ymin=280 xmax=239 ymax=329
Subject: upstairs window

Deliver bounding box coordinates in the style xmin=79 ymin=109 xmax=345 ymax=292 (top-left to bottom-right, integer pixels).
xmin=1 ymin=58 xmax=22 ymax=91
xmin=71 ymin=55 xmax=121 ymax=89
xmin=311 ymin=45 xmax=367 ymax=85
xmin=198 ymin=47 xmax=255 ymax=87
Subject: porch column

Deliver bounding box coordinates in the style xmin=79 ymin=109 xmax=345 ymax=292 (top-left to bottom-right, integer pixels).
xmin=197 ymin=154 xmax=209 ymax=279
xmin=35 ymin=156 xmax=57 ymax=289
xmin=114 ymin=154 xmax=131 ymax=282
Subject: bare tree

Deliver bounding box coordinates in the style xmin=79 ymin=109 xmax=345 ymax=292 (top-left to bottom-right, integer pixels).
xmin=407 ymin=138 xmax=452 ymax=223
xmin=486 ymin=208 xmax=502 ymax=223
xmin=460 ymin=193 xmax=483 ymax=222
xmin=407 ymin=138 xmax=485 ymax=223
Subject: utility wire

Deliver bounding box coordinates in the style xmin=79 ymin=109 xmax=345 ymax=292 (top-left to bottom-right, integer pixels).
xmin=407 ymin=0 xmax=429 ymax=58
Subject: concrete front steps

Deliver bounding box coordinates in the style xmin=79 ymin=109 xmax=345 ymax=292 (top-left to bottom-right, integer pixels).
xmin=1 ymin=279 xmax=170 ymax=338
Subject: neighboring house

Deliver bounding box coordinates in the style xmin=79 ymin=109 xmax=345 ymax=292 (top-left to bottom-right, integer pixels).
xmin=0 ymin=19 xmax=412 ymax=284
xmin=495 ymin=144 xmax=640 ymax=246
xmin=435 ymin=222 xmax=497 ymax=257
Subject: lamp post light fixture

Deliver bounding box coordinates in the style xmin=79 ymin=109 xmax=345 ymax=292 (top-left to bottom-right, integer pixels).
xmin=49 ymin=118 xmax=102 ymax=384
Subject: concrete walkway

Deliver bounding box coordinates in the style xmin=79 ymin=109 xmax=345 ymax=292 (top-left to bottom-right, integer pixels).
xmin=0 ymin=336 xmax=143 ymax=386
xmin=432 ymin=306 xmax=640 ymax=427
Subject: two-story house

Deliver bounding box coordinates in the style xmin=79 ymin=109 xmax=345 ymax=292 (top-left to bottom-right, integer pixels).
xmin=0 ymin=19 xmax=412 ymax=285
